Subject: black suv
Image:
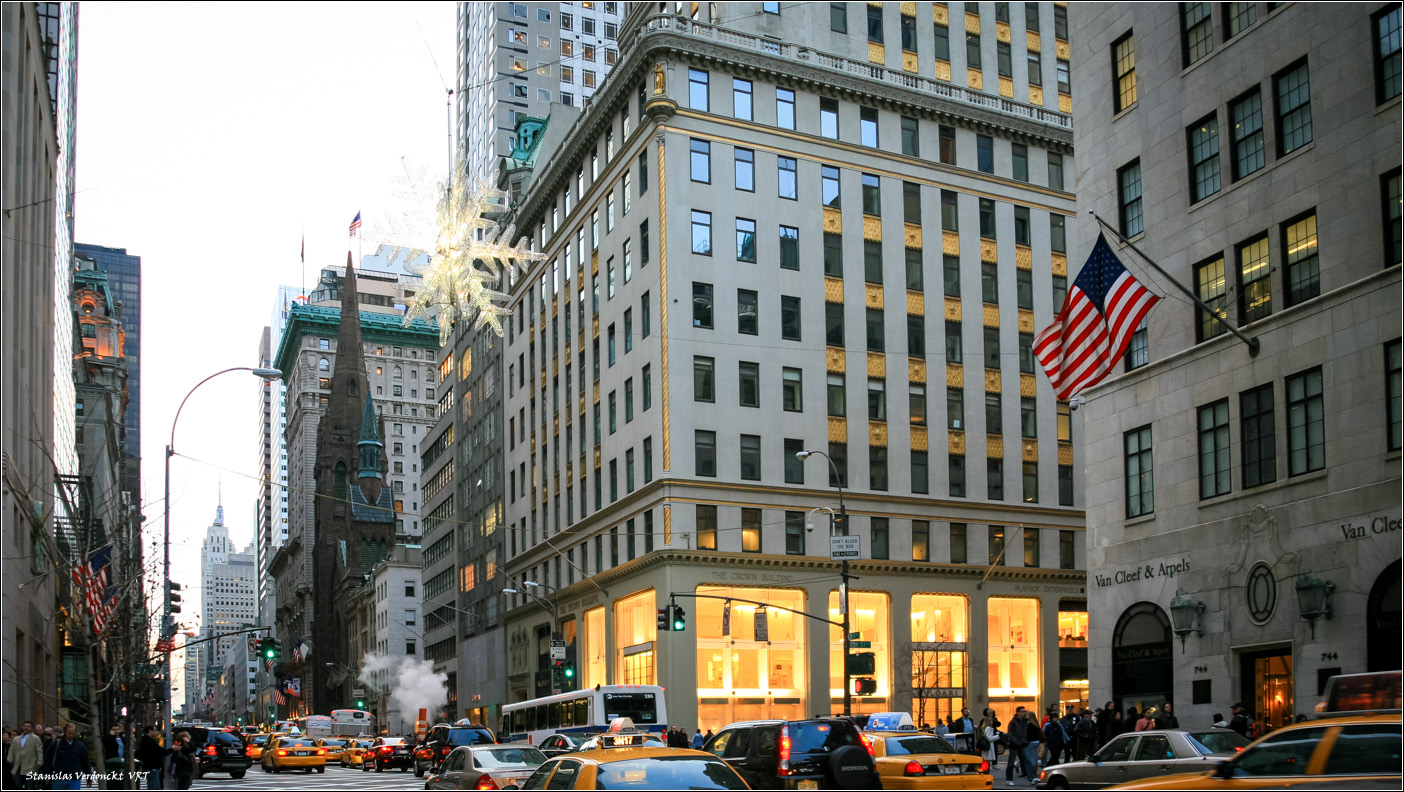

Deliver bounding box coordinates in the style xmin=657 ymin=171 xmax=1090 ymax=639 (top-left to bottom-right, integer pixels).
xmin=413 ymin=721 xmax=498 ymax=777
xmin=180 ymin=726 xmax=253 ymax=779
xmin=704 ymin=718 xmax=880 ymax=790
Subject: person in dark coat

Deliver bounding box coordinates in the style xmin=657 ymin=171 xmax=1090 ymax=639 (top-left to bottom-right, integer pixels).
xmin=41 ymin=724 xmax=92 ymax=791
xmin=1004 ymin=707 xmax=1039 ymax=785
xmin=137 ymin=724 xmax=170 ymax=791
xmin=1123 ymin=706 xmax=1140 ymax=734
xmin=1227 ymin=703 xmax=1251 ymax=737
xmin=1153 ymin=702 xmax=1179 ymax=729
xmin=170 ymin=731 xmax=197 ymax=790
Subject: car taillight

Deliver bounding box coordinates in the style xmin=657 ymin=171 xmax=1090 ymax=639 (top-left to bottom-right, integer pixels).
xmin=779 ymin=724 xmax=791 ymax=774
xmin=441 ymin=746 xmax=451 ymax=755
xmin=380 ymin=746 xmax=393 ymax=754
xmin=979 ymin=760 xmax=989 ymax=773
xmin=858 ymin=731 xmax=875 ymax=758
xmin=316 ymin=748 xmax=327 ymax=755
xmin=277 ymin=750 xmax=288 ymax=756
xmin=476 ymin=774 xmax=499 ymax=790
xmin=904 ymin=760 xmax=925 ymax=776
xmin=1235 ymin=746 xmax=1244 ymax=752
xmin=205 ymin=745 xmax=217 ymax=756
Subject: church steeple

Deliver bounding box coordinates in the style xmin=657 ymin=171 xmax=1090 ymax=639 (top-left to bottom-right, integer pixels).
xmin=357 ymin=391 xmax=383 ymax=481
xmin=326 ymin=252 xmax=369 ymax=433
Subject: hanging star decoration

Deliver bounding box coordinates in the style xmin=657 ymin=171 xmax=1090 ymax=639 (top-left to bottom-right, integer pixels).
xmin=373 ymin=158 xmax=546 ymax=341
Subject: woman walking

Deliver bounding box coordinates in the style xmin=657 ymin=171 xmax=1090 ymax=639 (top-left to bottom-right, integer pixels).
xmin=979 ymin=708 xmax=1002 ymax=770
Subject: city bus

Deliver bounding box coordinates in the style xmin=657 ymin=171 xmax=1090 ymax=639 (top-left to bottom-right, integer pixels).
xmin=293 ymin=714 xmax=333 ymax=739
xmin=330 ymin=708 xmax=376 ymax=737
xmin=502 ymin=685 xmax=667 ymax=745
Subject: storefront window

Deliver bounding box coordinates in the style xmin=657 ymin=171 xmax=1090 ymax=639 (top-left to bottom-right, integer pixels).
xmin=1057 ymin=603 xmax=1089 ymax=710
xmin=1058 ymin=611 xmax=1089 ymax=646
xmin=585 ymin=607 xmax=606 ymax=689
xmin=830 ymin=591 xmax=891 ymax=713
xmin=615 ymin=590 xmax=657 ymax=685
xmin=910 ymin=594 xmax=969 ymax=727
xmin=696 ymin=586 xmax=806 ymax=733
xmin=987 ymin=597 xmax=1040 ymax=725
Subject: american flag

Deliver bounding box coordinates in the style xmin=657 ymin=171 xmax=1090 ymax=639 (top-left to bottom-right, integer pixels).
xmin=1034 ymin=233 xmax=1161 ymax=400
xmin=265 ymin=658 xmax=274 ymax=672
xmin=349 ymin=211 xmax=362 ymax=237
xmin=72 ymin=547 xmax=114 ymax=637
xmin=273 ymin=688 xmax=286 ymax=706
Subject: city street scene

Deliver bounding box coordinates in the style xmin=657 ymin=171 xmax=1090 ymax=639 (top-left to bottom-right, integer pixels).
xmin=2 ymin=1 xmax=1400 ymax=789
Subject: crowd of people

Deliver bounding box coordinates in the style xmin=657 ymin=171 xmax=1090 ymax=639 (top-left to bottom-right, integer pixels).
xmin=2 ymin=721 xmax=198 ymax=791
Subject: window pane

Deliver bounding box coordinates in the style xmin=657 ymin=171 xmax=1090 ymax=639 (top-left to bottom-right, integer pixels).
xmin=1275 ymin=61 xmax=1313 ymax=155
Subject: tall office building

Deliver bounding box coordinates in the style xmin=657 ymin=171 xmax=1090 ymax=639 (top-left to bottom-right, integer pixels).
xmin=200 ymin=501 xmax=256 ymax=678
xmin=456 ymin=1 xmax=628 ymax=181
xmin=497 ymin=2 xmax=1086 ymax=731
xmin=1072 ymin=3 xmax=1401 ymax=726
xmin=75 ymin=244 xmax=141 ymax=506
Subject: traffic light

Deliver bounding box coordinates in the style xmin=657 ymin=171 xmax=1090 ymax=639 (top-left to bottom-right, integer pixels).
xmin=657 ymin=606 xmax=672 ymax=632
xmin=562 ymin=663 xmax=575 ymax=680
xmin=355 ymin=698 xmax=366 ymax=708
xmin=259 ymin=638 xmax=280 ymax=661
xmin=846 ymin=652 xmax=876 ymax=676
xmin=551 ymin=659 xmax=566 ymax=690
xmin=168 ymin=582 xmax=183 ymax=614
xmin=854 ymin=677 xmax=877 ymax=695
xmin=671 ymin=604 xmax=686 ymax=632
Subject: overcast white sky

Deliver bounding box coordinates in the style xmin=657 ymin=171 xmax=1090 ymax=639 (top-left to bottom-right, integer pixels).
xmin=74 ymin=3 xmax=457 ymax=657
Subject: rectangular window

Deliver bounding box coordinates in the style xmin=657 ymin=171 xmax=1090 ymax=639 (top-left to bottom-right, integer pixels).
xmin=786 ymin=511 xmax=806 ymax=555
xmin=1014 ymin=206 xmax=1031 ymax=247
xmin=822 ymin=166 xmax=841 ymax=208
xmin=976 ymin=135 xmax=994 ymax=174
xmin=1199 ymin=400 xmax=1232 ymax=499
xmin=950 ymin=522 xmax=968 ymax=562
xmin=640 ymin=219 xmax=650 ymax=263
xmin=781 ymin=296 xmax=802 ymax=341
xmin=625 ymin=377 xmax=634 ymax=422
xmin=780 ymin=225 xmax=799 ymax=270
xmin=979 ymin=199 xmax=996 ymax=240
xmin=988 ymin=525 xmax=1007 ymax=564
xmin=1195 ymin=256 xmax=1228 ymax=342
xmin=778 ymin=157 xmax=797 ymax=200
xmin=734 ymin=147 xmax=754 ymax=192
xmin=945 ymin=321 xmax=963 ymax=364
xmin=1387 ymin=170 xmax=1402 ymax=266
xmin=824 ymin=233 xmax=843 ymax=277
xmin=639 ymin=153 xmax=649 ymax=194
xmin=865 ymin=377 xmax=887 ymax=422
xmin=1118 ymin=160 xmax=1144 ymax=237
xmin=689 ymin=68 xmax=709 ymax=111
xmin=868 ymin=4 xmax=884 ymax=43
xmin=1113 ymin=31 xmax=1137 ymax=112
xmin=986 ymin=392 xmax=1003 ymax=435
xmin=738 ymin=289 xmax=759 ymax=336
xmin=988 ymin=458 xmax=1004 ymax=500
xmin=906 ymin=248 xmax=924 ymax=291
xmin=608 ymin=324 xmax=617 ymax=365
xmin=784 ymin=438 xmax=805 ymax=485
xmin=1231 ymin=90 xmax=1265 ymax=180
xmin=782 ymin=368 xmax=803 ymax=412
xmin=941 ymin=190 xmax=959 ymax=232
xmin=1125 ymin=425 xmax=1154 ymax=518
xmin=1189 ymin=114 xmax=1222 ymax=202
xmin=866 ymin=308 xmax=885 ymax=352
xmin=1388 ymin=340 xmax=1402 ymax=451
xmin=1059 ymin=464 xmax=1074 ymax=506
xmin=1226 ymin=2 xmax=1256 ymax=38
xmin=1275 ymin=60 xmax=1313 ymax=156
xmin=740 ymin=435 xmax=762 ymax=481
xmin=739 ymin=361 xmax=760 ymax=407
xmin=1023 ymin=526 xmax=1040 ymax=565
xmin=777 ymin=88 xmax=796 ymax=129
xmin=943 ymin=255 xmax=961 ymax=298
xmin=903 ymin=181 xmax=921 ymax=225
xmin=1241 ymin=233 xmax=1274 ymax=322
xmin=733 ymin=78 xmax=753 ymax=120
xmin=1057 ymin=58 xmax=1070 ymax=94
xmin=947 ymin=387 xmax=966 ymax=431
xmin=907 ymin=314 xmax=926 ymax=358
xmin=1181 ymin=2 xmax=1213 ymax=67
xmin=862 ymin=173 xmax=881 ymax=216
xmin=820 ymin=98 xmax=839 ymax=139
xmin=1241 ymin=384 xmax=1277 ymax=488
xmin=865 ymin=241 xmax=884 ymax=284
xmin=641 ymin=292 xmax=651 ymax=337
xmin=690 ymin=138 xmax=711 ymax=183
xmin=870 ymin=448 xmax=889 ymax=492
xmin=692 ymin=211 xmax=712 ymax=255
xmin=741 ymin=508 xmax=762 ymax=552
xmin=694 ymin=356 xmax=715 ymax=402
xmin=1376 ymin=6 xmax=1403 ymax=103
xmin=1048 ymin=153 xmax=1065 ymax=192
xmin=1284 ymin=212 xmax=1320 ymax=306
xmin=901 ymin=116 xmax=919 ymax=157
xmin=949 ymin=454 xmax=966 ymax=497
xmin=643 ymin=364 xmax=652 ymax=411
xmin=1124 ymin=319 xmax=1149 ymax=371
xmin=967 ymin=30 xmax=982 ymax=69
xmin=1011 ymin=144 xmax=1029 ymax=183
xmin=1028 ymin=49 xmax=1043 ymax=87
xmin=697 ymin=504 xmax=717 ymax=548
xmin=983 ymin=326 xmax=1001 ymax=370
xmin=828 ymin=442 xmax=848 ymax=487
xmin=695 ymin=431 xmax=717 ymax=477
xmin=1020 ymin=396 xmax=1036 ymax=438
xmin=909 ymin=381 xmax=927 ymax=426
xmin=693 ymin=282 xmax=714 ymax=328
xmin=997 ymin=40 xmax=1012 ymax=78
xmin=935 ymin=22 xmax=950 ymax=62
xmin=1019 ymin=332 xmax=1035 ymax=374
xmin=830 ymin=2 xmax=848 ymax=33
xmin=860 ymin=107 xmax=879 ymax=148
xmin=901 ymin=11 xmax=917 ymax=51
xmin=911 ymin=449 xmax=930 ymax=494
xmin=1287 ymin=367 xmax=1324 ymax=475
xmin=736 ymin=217 xmax=757 ymax=262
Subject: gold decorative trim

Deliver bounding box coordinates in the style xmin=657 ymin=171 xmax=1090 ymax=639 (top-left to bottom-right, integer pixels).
xmin=1015 ymin=245 xmax=1033 ymax=271
xmin=999 ymin=76 xmax=1014 ymax=98
xmin=823 ymin=207 xmax=843 ymax=234
xmin=553 ymin=353 xmax=558 ymax=373
xmin=980 ymin=238 xmax=997 ymax=263
xmin=911 ymin=426 xmax=928 ymax=451
xmin=1022 ymin=439 xmax=1038 ymax=462
xmin=552 ymin=295 xmax=559 ymax=316
xmin=948 ymin=430 xmax=966 ymax=454
xmin=906 ymin=290 xmax=924 ymax=316
xmin=664 ymin=505 xmax=672 ymax=544
xmin=828 ymin=416 xmax=848 ymax=443
xmin=867 ymin=353 xmax=886 ymax=378
xmin=594 ymin=383 xmax=600 ymax=402
xmin=594 ymin=446 xmax=602 ymax=468
xmin=577 ymin=264 xmax=585 ymax=284
xmin=566 ymin=462 xmax=572 ymax=480
xmin=904 ymin=223 xmax=922 ymax=249
xmin=825 ymin=277 xmax=845 ymax=304
xmin=942 ymin=230 xmax=960 ymax=256
xmin=935 ymin=59 xmax=952 ymax=81
xmin=902 ymin=51 xmax=918 ymax=72
xmin=1056 ymin=40 xmax=1070 ymax=61
xmin=996 ymin=21 xmax=1011 ymax=43
xmin=908 ymin=358 xmax=926 ymax=383
xmin=657 ymin=136 xmax=670 ymax=472
xmin=1029 ymin=85 xmax=1045 ymax=106
xmin=1026 ymin=31 xmax=1041 ymax=51
xmin=592 ymin=249 xmax=599 ymax=275
xmin=1057 ymin=441 xmax=1074 ymax=466
xmin=865 ymin=284 xmax=884 ymax=309
xmin=968 ymin=68 xmax=984 ymax=91
xmin=1022 ymin=370 xmax=1044 ymax=396
xmin=1052 ymin=253 xmax=1067 ymax=277
xmin=944 ymin=296 xmax=962 ymax=322
xmin=933 ymin=4 xmax=948 ymax=25
xmin=982 ymin=304 xmax=1000 ymax=328
xmin=869 ymin=422 xmax=888 ymax=447
xmin=965 ymin=12 xmax=980 ymax=33
xmin=863 ymin=215 xmax=882 ymax=242
xmin=985 ymin=369 xmax=1001 ymax=392
xmin=947 ymin=363 xmax=964 ymax=388
xmin=579 ymin=393 xmax=585 ymax=414
xmin=900 ymin=1 xmax=915 ymax=15
xmin=593 ymin=317 xmax=600 ymax=338
xmin=827 ymin=347 xmax=846 ymax=372
xmin=987 ymin=435 xmax=1003 ymax=458
xmin=868 ymin=42 xmax=885 ymax=64
xmin=1058 ymin=93 xmax=1072 ymax=113
xmin=1017 ymin=310 xmax=1035 ymax=334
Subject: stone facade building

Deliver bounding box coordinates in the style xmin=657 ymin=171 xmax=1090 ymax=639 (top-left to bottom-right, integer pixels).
xmin=1070 ymin=2 xmax=1401 ymax=726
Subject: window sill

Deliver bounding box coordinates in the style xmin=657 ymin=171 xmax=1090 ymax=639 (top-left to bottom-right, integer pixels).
xmin=1112 ymin=101 xmax=1138 ymax=122
xmin=1124 ymin=513 xmax=1155 ymax=529
xmin=1235 ymin=467 xmax=1329 ymax=499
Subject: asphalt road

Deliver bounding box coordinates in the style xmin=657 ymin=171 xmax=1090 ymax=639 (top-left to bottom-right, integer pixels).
xmin=189 ymin=763 xmax=426 ymax=791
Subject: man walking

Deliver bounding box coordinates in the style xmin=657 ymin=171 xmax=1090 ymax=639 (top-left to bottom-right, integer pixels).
xmin=1041 ymin=706 xmax=1067 ymax=766
xmin=692 ymin=728 xmax=704 ymax=749
xmin=137 ymin=724 xmax=169 ymax=791
xmin=8 ymin=721 xmax=43 ymax=789
xmin=1228 ymin=703 xmax=1251 ymax=737
xmin=42 ymin=723 xmax=92 ymax=791
xmin=1004 ymin=707 xmax=1039 ymax=786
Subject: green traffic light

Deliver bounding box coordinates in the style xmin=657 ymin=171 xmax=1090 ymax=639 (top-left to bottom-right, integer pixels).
xmin=563 ymin=667 xmax=574 ymax=678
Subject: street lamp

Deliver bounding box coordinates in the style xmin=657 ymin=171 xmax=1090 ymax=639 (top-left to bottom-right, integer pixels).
xmin=1295 ymin=573 xmax=1335 ymax=638
xmin=795 ymin=448 xmax=854 ymax=717
xmin=1168 ymin=590 xmax=1205 ymax=652
xmin=163 ymin=366 xmax=281 ymax=751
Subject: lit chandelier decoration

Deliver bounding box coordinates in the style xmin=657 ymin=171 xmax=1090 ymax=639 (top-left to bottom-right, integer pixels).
xmin=374 ymin=158 xmax=545 ymax=341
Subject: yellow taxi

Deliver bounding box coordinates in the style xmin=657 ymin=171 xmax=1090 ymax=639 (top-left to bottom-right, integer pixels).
xmin=243 ymin=733 xmax=271 ymax=761
xmin=339 ymin=737 xmax=376 ymax=767
xmin=259 ymin=735 xmax=330 ymax=774
xmin=864 ymin=712 xmax=992 ymax=790
xmin=520 ymin=718 xmax=749 ymax=790
xmin=1110 ymin=671 xmax=1401 ymax=790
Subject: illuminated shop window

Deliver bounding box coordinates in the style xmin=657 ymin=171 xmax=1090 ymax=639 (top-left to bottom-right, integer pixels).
xmin=829 ymin=591 xmax=891 ymax=713
xmin=695 ymin=586 xmax=807 ymax=734
xmin=584 ymin=606 xmax=606 ymax=689
xmin=987 ymin=597 xmax=1040 ymax=724
xmin=614 ymin=590 xmax=657 ymax=685
xmin=1058 ymin=609 xmax=1089 ymax=647
xmin=910 ymin=594 xmax=970 ymax=726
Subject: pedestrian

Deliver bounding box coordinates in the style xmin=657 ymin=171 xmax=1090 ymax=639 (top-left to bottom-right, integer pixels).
xmin=1135 ymin=707 xmax=1155 ymax=731
xmin=170 ymin=731 xmax=196 ymax=790
xmin=692 ymin=728 xmax=704 ymax=749
xmin=978 ymin=708 xmax=1001 ymax=770
xmin=1096 ymin=702 xmax=1116 ymax=747
xmin=3 ymin=727 xmax=15 ymax=789
xmin=1153 ymin=702 xmax=1179 ymax=730
xmin=102 ymin=724 xmax=126 ymax=786
xmin=935 ymin=720 xmax=949 ymax=737
xmin=1041 ymin=706 xmax=1068 ymax=766
xmin=703 ymin=729 xmax=714 ymax=747
xmin=954 ymin=707 xmax=976 ymax=745
xmin=1123 ymin=706 xmax=1139 ymax=734
xmin=1073 ymin=708 xmax=1097 ymax=759
xmin=9 ymin=721 xmax=42 ymax=789
xmin=41 ymin=723 xmax=92 ymax=791
xmin=1227 ymin=703 xmax=1251 ymax=738
xmin=137 ymin=724 xmax=169 ymax=791
xmin=1004 ymin=707 xmax=1039 ymax=786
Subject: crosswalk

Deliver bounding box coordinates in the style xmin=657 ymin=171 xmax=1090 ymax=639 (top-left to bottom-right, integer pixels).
xmin=192 ymin=763 xmax=424 ymax=791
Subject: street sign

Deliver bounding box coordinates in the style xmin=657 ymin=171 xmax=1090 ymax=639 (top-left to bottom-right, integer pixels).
xmin=352 ymin=688 xmax=366 ymax=698
xmin=754 ymin=610 xmax=769 ymax=642
xmin=849 ymin=632 xmax=861 ymax=640
xmin=830 ymin=535 xmax=860 ymax=561
xmin=852 ymin=641 xmax=872 ymax=648
xmin=722 ymin=601 xmax=732 ymax=637
xmin=549 ymin=640 xmax=566 ymax=660
xmin=248 ymin=636 xmax=258 ymax=653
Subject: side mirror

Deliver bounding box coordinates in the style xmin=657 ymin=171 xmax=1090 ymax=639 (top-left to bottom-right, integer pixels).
xmin=1214 ymin=760 xmax=1234 ymax=779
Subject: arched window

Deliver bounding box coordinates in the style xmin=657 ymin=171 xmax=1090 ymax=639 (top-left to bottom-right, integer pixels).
xmin=334 ymin=461 xmax=348 ymax=501
xmin=319 ymin=357 xmax=330 ymax=371
xmin=359 ymin=540 xmax=369 ymax=568
xmin=393 ymin=366 xmax=403 ymax=380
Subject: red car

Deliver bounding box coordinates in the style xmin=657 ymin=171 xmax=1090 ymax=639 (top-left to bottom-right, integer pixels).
xmin=362 ymin=736 xmax=414 ymax=772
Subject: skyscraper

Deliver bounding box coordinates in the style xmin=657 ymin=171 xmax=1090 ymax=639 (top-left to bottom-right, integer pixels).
xmin=75 ymin=243 xmax=141 ymax=505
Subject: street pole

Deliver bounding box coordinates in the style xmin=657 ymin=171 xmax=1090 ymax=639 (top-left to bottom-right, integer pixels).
xmin=797 ymin=449 xmax=852 ymax=717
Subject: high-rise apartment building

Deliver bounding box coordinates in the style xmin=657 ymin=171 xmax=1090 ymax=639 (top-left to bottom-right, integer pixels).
xmin=75 ymin=243 xmax=141 ymax=505
xmin=497 ymin=2 xmax=1085 ymax=731
xmin=456 ymin=1 xmax=628 ymax=181
xmin=1072 ymin=2 xmax=1401 ymax=726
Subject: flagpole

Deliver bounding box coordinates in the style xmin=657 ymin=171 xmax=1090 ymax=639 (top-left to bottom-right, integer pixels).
xmin=1089 ymin=211 xmax=1260 ymax=358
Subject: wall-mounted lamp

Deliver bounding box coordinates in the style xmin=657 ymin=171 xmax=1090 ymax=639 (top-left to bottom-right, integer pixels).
xmin=1168 ymin=589 xmax=1205 ymax=651
xmin=1294 ymin=573 xmax=1335 ymax=638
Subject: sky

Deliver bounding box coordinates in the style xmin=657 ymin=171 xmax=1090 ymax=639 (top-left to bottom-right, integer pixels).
xmin=73 ymin=3 xmax=457 ymax=655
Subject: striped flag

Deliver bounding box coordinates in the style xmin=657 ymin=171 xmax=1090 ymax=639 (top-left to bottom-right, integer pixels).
xmin=72 ymin=547 xmax=114 ymax=636
xmin=273 ymin=688 xmax=286 ymax=706
xmin=265 ymin=658 xmax=274 ymax=672
xmin=1034 ymin=233 xmax=1161 ymax=400
xmin=349 ymin=211 xmax=362 ymax=237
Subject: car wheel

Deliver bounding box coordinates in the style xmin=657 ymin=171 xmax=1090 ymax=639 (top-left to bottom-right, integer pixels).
xmin=415 ymin=761 xmax=425 ymax=778
xmin=376 ymin=760 xmax=384 ymax=772
xmin=317 ymin=766 xmax=326 ymax=774
xmin=231 ymin=770 xmax=246 ymax=779
xmin=1045 ymin=777 xmax=1069 ymax=790
xmin=826 ymin=744 xmax=878 ymax=790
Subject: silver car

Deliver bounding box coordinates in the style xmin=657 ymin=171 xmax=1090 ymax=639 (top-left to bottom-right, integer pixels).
xmin=1034 ymin=729 xmax=1249 ymax=789
xmin=426 ymin=744 xmax=547 ymax=791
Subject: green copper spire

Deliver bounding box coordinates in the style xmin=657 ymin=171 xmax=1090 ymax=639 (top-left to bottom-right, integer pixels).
xmin=357 ymin=391 xmax=383 ymax=480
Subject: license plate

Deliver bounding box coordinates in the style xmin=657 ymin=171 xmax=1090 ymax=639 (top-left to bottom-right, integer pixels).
xmin=799 ymin=781 xmax=819 ymax=791
xmin=296 ymin=751 xmax=309 ymax=756
xmin=941 ymin=765 xmax=961 ymax=774
xmin=226 ymin=748 xmax=240 ymax=754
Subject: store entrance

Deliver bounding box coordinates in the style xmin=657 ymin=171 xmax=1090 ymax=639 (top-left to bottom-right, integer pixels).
xmin=1239 ymin=647 xmax=1293 ymax=732
xmin=1367 ymin=560 xmax=1401 ymax=672
xmin=1111 ymin=602 xmax=1173 ymax=716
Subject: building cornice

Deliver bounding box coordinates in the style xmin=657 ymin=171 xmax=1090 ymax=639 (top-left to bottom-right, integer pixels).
xmin=273 ymin=305 xmax=439 ymax=381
